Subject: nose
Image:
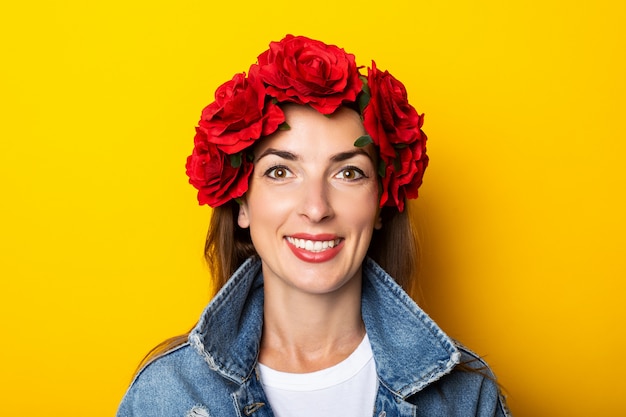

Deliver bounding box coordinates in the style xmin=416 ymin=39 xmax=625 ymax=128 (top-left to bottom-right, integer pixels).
xmin=297 ymin=177 xmax=334 ymax=223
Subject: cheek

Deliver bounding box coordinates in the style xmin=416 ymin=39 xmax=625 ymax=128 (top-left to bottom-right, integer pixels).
xmin=337 ymin=188 xmax=380 ymax=224
xmin=245 ymin=187 xmax=294 ymax=228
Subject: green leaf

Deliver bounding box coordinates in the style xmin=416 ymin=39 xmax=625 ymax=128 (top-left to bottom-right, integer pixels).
xmin=358 ymin=90 xmax=371 ymax=113
xmin=359 ymin=75 xmax=370 ymax=96
xmin=230 ymin=153 xmax=242 ymax=168
xmin=278 ymin=121 xmax=290 ymax=131
xmin=378 ymin=159 xmax=387 ymax=178
xmin=358 ymin=75 xmax=371 ymax=113
xmin=354 ymin=135 xmax=373 ymax=147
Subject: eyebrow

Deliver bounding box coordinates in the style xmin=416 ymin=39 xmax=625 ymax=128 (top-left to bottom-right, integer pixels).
xmin=331 ymin=149 xmax=374 ymax=163
xmin=255 ymin=148 xmax=298 ymax=162
xmin=255 ymin=148 xmax=374 ymax=163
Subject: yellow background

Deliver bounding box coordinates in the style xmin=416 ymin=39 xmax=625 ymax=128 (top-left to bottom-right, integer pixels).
xmin=1 ymin=0 xmax=624 ymax=415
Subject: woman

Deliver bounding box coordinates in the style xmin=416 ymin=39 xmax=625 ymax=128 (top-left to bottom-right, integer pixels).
xmin=117 ymin=35 xmax=510 ymax=417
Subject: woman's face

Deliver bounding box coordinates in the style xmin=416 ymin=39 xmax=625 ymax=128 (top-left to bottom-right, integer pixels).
xmin=237 ymin=105 xmax=382 ymax=296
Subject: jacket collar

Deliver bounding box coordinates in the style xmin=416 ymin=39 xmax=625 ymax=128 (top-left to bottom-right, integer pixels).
xmin=189 ymin=257 xmax=460 ymax=396
xmin=361 ymin=258 xmax=460 ymax=398
xmin=189 ymin=258 xmax=264 ymax=384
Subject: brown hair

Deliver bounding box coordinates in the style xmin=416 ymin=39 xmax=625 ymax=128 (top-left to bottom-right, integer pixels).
xmin=135 ymin=200 xmax=419 ymax=372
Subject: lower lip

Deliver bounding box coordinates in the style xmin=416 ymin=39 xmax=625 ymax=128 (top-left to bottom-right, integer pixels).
xmin=285 ymin=239 xmax=344 ymax=263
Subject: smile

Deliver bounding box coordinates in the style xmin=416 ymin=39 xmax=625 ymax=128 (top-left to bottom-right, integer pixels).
xmin=285 ymin=237 xmax=342 ymax=252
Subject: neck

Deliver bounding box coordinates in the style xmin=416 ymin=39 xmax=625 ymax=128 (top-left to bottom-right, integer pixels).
xmin=259 ymin=274 xmax=365 ymax=373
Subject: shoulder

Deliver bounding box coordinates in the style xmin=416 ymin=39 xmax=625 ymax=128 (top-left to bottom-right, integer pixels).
xmin=116 ymin=343 xmax=225 ymax=417
xmin=414 ymin=341 xmax=512 ymax=416
xmin=130 ymin=342 xmax=203 ymax=384
xmin=455 ymin=342 xmax=499 ymax=377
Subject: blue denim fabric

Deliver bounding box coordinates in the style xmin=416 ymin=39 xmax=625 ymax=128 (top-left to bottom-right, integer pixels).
xmin=117 ymin=257 xmax=511 ymax=417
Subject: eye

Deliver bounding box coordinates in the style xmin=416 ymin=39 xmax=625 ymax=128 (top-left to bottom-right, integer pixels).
xmin=335 ymin=166 xmax=366 ymax=180
xmin=265 ymin=165 xmax=293 ymax=179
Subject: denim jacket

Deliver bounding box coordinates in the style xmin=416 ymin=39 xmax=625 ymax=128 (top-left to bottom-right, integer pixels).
xmin=118 ymin=257 xmax=511 ymax=417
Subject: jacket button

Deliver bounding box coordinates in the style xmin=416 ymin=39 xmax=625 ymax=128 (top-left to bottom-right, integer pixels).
xmin=243 ymin=402 xmax=265 ymax=415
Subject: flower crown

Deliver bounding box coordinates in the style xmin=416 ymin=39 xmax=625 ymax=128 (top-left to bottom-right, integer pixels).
xmin=186 ymin=34 xmax=428 ymax=212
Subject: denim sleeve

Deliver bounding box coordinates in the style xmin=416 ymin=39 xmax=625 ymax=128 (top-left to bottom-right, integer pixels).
xmin=115 ymin=345 xmax=215 ymax=417
xmin=408 ymin=349 xmax=512 ymax=417
xmin=476 ymin=372 xmax=512 ymax=417
xmin=116 ymin=366 xmax=195 ymax=417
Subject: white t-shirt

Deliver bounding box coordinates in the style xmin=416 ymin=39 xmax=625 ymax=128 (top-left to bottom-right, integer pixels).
xmin=257 ymin=334 xmax=377 ymax=417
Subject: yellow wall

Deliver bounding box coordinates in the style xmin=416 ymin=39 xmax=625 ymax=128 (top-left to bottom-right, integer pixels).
xmin=1 ymin=1 xmax=624 ymax=415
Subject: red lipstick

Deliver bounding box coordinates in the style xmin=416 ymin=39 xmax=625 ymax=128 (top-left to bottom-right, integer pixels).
xmin=285 ymin=234 xmax=344 ymax=263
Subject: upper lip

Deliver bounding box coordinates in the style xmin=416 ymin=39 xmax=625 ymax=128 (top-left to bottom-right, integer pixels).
xmin=286 ymin=233 xmax=341 ymax=241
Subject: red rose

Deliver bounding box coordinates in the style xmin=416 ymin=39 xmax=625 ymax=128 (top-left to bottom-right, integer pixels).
xmin=199 ymin=64 xmax=284 ymax=154
xmin=257 ymin=34 xmax=362 ymax=114
xmin=379 ymin=138 xmax=429 ymax=212
xmin=185 ymin=129 xmax=253 ymax=207
xmin=363 ymin=61 xmax=423 ymax=159
xmin=363 ymin=61 xmax=428 ymax=211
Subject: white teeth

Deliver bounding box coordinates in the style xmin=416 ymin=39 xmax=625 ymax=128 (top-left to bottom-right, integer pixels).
xmin=286 ymin=237 xmax=341 ymax=252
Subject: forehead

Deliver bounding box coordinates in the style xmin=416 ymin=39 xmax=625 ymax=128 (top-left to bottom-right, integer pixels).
xmin=254 ymin=105 xmax=368 ymax=158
